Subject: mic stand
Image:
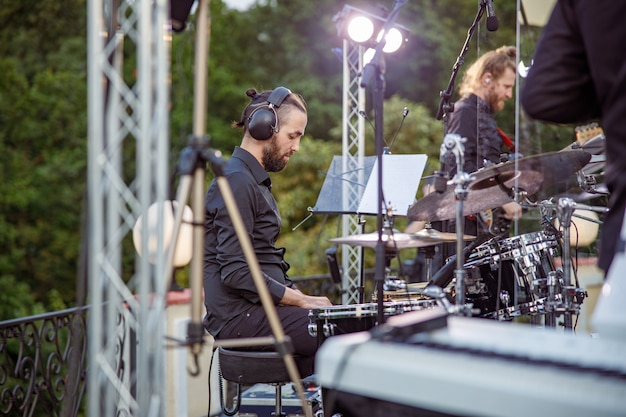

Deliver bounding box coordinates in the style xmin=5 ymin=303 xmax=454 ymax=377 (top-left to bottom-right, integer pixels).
xmin=441 ymin=134 xmax=473 ymax=316
xmin=161 ymin=2 xmax=312 ymax=416
xmin=360 ymin=0 xmax=407 ymax=326
xmin=435 ymin=0 xmax=489 ymax=128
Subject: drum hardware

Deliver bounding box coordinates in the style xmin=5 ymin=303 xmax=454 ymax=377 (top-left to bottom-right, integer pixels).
xmin=533 ymin=197 xmax=608 ymax=330
xmin=308 ymin=300 xmax=438 ymax=345
xmin=533 ymin=270 xmax=588 ymax=328
xmin=419 ymin=244 xmax=437 ymax=283
xmin=499 ymin=291 xmax=511 ymax=310
xmin=418 ymin=284 xmax=474 ymax=316
xmin=482 ymin=298 xmax=547 ymax=320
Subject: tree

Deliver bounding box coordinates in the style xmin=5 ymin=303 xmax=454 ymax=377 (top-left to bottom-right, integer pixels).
xmin=0 ymin=0 xmax=581 ymax=313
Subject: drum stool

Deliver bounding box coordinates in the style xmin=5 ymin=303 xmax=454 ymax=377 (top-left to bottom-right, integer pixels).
xmin=217 ymin=347 xmax=313 ymax=417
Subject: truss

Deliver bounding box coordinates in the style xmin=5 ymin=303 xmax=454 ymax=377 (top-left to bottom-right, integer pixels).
xmin=341 ymin=40 xmax=366 ymax=305
xmin=87 ymin=0 xmax=170 ymax=416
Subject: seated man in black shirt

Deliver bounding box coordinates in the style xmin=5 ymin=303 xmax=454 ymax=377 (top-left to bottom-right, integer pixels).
xmin=203 ymin=87 xmax=332 ymax=375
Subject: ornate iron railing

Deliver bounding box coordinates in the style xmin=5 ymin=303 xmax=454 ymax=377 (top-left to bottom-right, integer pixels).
xmin=0 ymin=306 xmax=89 ymax=417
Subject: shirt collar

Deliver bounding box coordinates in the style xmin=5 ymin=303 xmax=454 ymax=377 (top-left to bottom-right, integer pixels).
xmin=232 ymin=146 xmax=271 ymax=188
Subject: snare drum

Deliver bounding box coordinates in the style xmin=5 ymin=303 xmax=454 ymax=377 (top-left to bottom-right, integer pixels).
xmin=464 ymin=231 xmax=558 ymax=318
xmin=308 ymin=299 xmax=437 ymax=345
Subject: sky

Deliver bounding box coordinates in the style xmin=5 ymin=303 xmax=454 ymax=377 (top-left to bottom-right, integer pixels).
xmin=223 ymin=0 xmax=256 ymax=11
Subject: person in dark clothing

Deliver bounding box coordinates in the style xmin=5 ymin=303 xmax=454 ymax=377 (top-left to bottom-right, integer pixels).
xmin=203 ymin=87 xmax=332 ymax=373
xmin=444 ymin=45 xmax=522 ymax=237
xmin=521 ymin=0 xmax=626 ymax=274
xmin=407 ymin=46 xmax=522 ymax=274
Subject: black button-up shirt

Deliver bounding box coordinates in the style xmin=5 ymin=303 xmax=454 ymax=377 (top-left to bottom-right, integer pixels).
xmin=446 ymin=94 xmax=503 ymax=175
xmin=203 ymin=146 xmax=294 ymax=337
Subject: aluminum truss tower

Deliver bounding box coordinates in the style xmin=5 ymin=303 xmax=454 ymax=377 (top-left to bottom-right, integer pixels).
xmin=341 ymin=39 xmax=367 ymax=305
xmin=87 ymin=0 xmax=171 ymax=416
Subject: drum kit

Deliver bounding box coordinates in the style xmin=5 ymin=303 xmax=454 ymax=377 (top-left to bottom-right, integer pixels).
xmin=309 ymin=136 xmax=609 ymax=341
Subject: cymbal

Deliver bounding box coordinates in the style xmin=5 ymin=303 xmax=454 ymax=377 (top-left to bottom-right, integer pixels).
xmin=330 ymin=231 xmax=447 ymax=250
xmin=408 ymin=150 xmax=591 ymax=222
xmin=413 ymin=226 xmax=475 ymax=242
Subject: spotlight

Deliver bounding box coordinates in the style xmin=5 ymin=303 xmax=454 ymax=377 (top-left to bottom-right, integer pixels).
xmin=334 ymin=4 xmax=409 ymax=53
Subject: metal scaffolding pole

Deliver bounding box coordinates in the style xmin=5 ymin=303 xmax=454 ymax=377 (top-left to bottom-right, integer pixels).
xmin=87 ymin=0 xmax=170 ymax=415
xmin=341 ymin=39 xmax=366 ymax=305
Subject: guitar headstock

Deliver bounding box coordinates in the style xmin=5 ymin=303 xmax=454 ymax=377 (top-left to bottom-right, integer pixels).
xmin=575 ymin=122 xmax=604 ymax=147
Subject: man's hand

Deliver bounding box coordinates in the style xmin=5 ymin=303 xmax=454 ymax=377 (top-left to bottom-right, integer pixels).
xmin=501 ymin=201 xmax=522 ymax=221
xmin=281 ymin=287 xmax=332 ymax=309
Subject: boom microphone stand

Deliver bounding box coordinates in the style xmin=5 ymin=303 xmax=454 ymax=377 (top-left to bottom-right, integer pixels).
xmin=162 ymin=2 xmax=312 ymax=416
xmin=436 ymin=0 xmax=490 ymax=126
xmin=434 ymin=0 xmax=490 ymax=263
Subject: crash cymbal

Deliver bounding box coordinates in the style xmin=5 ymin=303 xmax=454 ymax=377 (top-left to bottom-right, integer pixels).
xmin=330 ymin=231 xmax=447 ymax=250
xmin=561 ymin=126 xmax=605 ymax=174
xmin=408 ymin=150 xmax=591 ymax=222
xmin=470 ymin=150 xmax=591 ymax=191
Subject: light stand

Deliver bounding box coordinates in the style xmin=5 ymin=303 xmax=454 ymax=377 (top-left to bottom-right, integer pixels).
xmin=161 ymin=2 xmax=312 ymax=416
xmin=359 ymin=0 xmax=407 ymax=325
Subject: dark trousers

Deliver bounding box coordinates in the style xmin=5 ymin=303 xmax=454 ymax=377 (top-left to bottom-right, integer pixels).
xmin=216 ymin=304 xmax=316 ymax=376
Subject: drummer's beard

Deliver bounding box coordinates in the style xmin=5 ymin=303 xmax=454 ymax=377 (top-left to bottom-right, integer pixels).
xmin=262 ymin=137 xmax=290 ymax=173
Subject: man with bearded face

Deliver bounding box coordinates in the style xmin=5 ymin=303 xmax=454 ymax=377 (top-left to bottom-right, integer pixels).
xmin=407 ymin=47 xmax=522 ymax=282
xmin=203 ymin=87 xmax=331 ymax=376
xmin=442 ymin=46 xmax=521 ymax=237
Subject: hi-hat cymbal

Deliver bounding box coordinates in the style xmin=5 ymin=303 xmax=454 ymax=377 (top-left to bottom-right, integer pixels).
xmin=413 ymin=226 xmax=475 ymax=242
xmin=408 ymin=150 xmax=591 ymax=222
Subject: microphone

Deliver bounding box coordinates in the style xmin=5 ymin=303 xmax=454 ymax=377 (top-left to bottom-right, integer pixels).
xmin=387 ymin=107 xmax=410 ymax=152
xmin=485 ymin=0 xmax=499 ymax=31
xmin=358 ymin=110 xmax=375 ymax=132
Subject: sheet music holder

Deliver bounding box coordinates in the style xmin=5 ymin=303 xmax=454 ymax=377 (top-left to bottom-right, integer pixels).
xmin=312 ymin=154 xmax=427 ymax=216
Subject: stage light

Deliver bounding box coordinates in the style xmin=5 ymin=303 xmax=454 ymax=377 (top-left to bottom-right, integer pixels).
xmin=347 ymin=16 xmax=375 ymax=43
xmin=377 ymin=27 xmax=404 ymax=53
xmin=334 ymin=4 xmax=408 ymax=53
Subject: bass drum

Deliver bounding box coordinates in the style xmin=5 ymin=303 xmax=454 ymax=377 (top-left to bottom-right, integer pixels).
xmin=463 ymin=231 xmax=559 ymax=319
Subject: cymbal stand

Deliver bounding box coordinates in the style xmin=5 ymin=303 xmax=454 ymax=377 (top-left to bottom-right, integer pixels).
xmin=359 ymin=0 xmax=408 ymax=325
xmin=421 ymin=242 xmax=437 ymax=283
xmin=441 ymin=133 xmax=474 ymax=315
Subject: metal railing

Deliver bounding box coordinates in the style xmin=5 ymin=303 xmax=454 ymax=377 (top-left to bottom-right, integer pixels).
xmin=0 ymin=306 xmax=89 ymax=417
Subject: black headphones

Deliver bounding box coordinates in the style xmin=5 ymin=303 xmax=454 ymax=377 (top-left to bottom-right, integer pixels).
xmin=247 ymin=86 xmax=291 ymax=141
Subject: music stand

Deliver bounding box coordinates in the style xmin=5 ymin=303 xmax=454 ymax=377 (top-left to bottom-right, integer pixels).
xmin=312 ymin=154 xmax=427 ymax=305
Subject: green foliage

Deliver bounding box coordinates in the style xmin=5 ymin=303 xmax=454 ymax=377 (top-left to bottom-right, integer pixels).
xmin=0 ymin=0 xmax=586 ymax=314
xmin=0 ymin=276 xmax=46 ymax=319
xmin=0 ymin=0 xmax=85 ymax=317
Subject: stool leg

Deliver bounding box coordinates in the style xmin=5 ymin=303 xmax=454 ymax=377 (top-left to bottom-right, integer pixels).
xmin=272 ymin=383 xmax=286 ymax=417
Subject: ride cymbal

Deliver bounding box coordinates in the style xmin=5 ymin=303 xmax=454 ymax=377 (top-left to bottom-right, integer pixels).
xmin=408 ymin=150 xmax=591 ymax=222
